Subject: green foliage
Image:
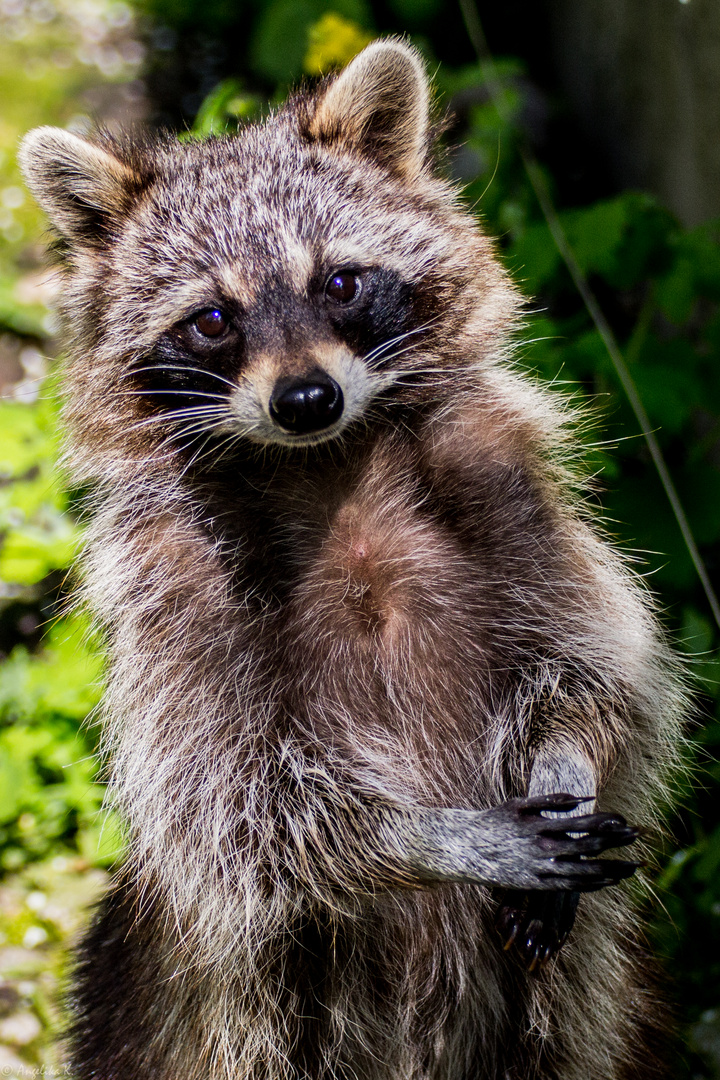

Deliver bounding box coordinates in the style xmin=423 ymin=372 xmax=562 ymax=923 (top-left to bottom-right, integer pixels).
xmin=0 ymin=0 xmax=139 ymax=875
xmin=190 ymin=79 xmax=262 ymax=136
xmin=0 ymin=0 xmax=144 ymax=282
xmin=0 ymin=390 xmax=119 ymax=872
xmin=0 ymin=396 xmax=79 ymax=587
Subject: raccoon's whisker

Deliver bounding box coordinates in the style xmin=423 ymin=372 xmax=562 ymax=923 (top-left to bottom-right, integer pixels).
xmin=127 ymin=422 xmax=226 ymax=447
xmin=362 ymin=319 xmax=440 ymax=368
xmin=372 ymin=342 xmax=429 ymax=369
xmin=151 ymin=421 xmax=232 ymax=460
xmin=154 ymin=419 xmax=230 ymax=455
xmin=363 ymin=331 xmax=421 ymax=367
xmin=176 ymin=444 xmax=210 ymax=479
xmin=147 ymin=416 xmax=233 ymax=456
xmin=175 ymin=421 xmax=230 ymax=444
xmin=123 ymin=388 xmax=229 ymax=402
xmin=210 ymin=431 xmax=248 ymax=469
xmin=185 ymin=429 xmax=237 ymax=464
xmin=385 ymin=357 xmax=474 ymax=377
xmin=367 ymin=342 xmax=474 ymax=384
xmin=377 ymin=360 xmax=480 ymax=390
xmin=369 ymin=348 xmax=442 ymax=385
xmin=127 ymin=405 xmax=230 ymax=435
xmin=176 ymin=423 xmax=259 ymax=475
xmin=165 ymin=402 xmax=230 ymax=415
xmin=173 ymin=426 xmax=231 ymax=477
xmin=122 ymin=364 xmax=239 ymax=391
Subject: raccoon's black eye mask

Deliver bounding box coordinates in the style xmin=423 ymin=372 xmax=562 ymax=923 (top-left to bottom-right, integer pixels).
xmin=181 ymin=268 xmax=371 ymax=356
xmin=132 ymin=263 xmax=421 ymax=411
xmin=322 ymin=266 xmax=417 ymax=361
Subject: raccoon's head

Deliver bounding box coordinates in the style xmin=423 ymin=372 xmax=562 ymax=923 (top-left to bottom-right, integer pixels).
xmin=19 ymin=40 xmax=518 ymax=474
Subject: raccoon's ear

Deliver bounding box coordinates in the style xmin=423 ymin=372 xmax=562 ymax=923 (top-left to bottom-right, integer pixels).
xmin=307 ymin=40 xmax=430 ymax=181
xmin=18 ymin=127 xmax=144 ymax=246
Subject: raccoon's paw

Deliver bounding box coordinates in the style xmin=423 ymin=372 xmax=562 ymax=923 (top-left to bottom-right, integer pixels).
xmin=482 ymin=793 xmax=640 ymax=892
xmin=405 ymin=794 xmax=638 ymax=892
xmin=495 ymin=889 xmax=580 ymax=972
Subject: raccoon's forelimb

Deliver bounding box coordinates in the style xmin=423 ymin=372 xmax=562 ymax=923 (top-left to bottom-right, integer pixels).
xmin=289 ymin=755 xmax=635 ymax=901
xmin=396 ymin=793 xmax=637 ymax=893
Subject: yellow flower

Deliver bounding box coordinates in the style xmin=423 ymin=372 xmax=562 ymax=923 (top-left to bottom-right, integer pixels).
xmin=304 ymin=13 xmax=374 ymax=76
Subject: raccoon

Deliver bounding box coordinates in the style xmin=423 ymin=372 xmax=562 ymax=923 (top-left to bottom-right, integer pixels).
xmin=20 ymin=39 xmax=685 ymax=1080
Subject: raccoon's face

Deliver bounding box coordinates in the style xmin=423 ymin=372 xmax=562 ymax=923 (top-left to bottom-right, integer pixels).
xmin=20 ymin=41 xmax=517 ymax=461
xmin=157 ymin=267 xmax=396 ymax=447
xmin=124 ymin=233 xmax=424 ymax=450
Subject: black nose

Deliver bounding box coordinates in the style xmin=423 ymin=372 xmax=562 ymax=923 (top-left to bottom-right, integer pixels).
xmin=269 ymin=372 xmax=344 ymax=435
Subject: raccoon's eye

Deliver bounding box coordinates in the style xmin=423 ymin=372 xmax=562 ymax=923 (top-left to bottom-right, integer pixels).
xmin=325 ymin=272 xmax=361 ymax=305
xmin=193 ymin=309 xmax=229 ymax=338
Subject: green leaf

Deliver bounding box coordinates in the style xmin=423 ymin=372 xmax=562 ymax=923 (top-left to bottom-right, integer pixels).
xmin=563 ymin=198 xmax=629 ymax=279
xmin=680 ymin=464 xmax=720 ymax=546
xmin=694 ymin=824 xmax=720 ymax=883
xmin=631 ymin=349 xmax=699 ymax=435
xmin=508 ymin=221 xmax=560 ymax=295
xmin=0 ymin=514 xmax=79 ymax=586
xmin=190 ymin=79 xmax=262 ymax=136
xmin=386 ymin=0 xmax=442 ymax=21
xmin=78 ymin=810 xmax=126 ymax=867
xmin=655 ymin=256 xmax=696 ymax=325
xmin=675 ymin=221 xmax=720 ymax=299
xmin=679 ymin=607 xmax=715 ymax=655
xmin=0 ymin=740 xmax=36 ymax=824
xmin=0 ymin=398 xmax=57 ymax=480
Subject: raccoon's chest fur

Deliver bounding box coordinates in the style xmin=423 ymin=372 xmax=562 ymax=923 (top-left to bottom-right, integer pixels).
xmin=196 ymin=424 xmax=546 ymax=806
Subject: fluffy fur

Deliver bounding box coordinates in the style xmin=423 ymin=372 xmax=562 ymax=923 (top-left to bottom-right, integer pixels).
xmin=20 ymin=40 xmax=686 ymax=1080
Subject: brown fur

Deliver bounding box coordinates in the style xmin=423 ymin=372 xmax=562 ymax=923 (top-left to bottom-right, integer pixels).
xmin=20 ymin=39 xmax=686 ymax=1080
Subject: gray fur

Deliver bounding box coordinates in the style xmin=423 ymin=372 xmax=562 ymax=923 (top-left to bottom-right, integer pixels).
xmin=19 ymin=39 xmax=687 ymax=1080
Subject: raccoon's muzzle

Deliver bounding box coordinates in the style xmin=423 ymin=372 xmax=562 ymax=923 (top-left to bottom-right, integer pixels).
xmin=269 ymin=370 xmax=344 ymax=435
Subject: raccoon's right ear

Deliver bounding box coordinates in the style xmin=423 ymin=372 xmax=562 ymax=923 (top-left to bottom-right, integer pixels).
xmin=306 ymin=40 xmax=431 ymax=181
xmin=18 ymin=127 xmax=145 ymax=246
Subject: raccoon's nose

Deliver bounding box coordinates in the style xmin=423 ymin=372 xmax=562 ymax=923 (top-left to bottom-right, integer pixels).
xmin=269 ymin=372 xmax=344 ymax=435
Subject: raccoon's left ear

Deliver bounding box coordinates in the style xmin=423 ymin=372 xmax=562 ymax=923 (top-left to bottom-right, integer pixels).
xmin=306 ymin=39 xmax=431 ymax=181
xmin=18 ymin=127 xmax=145 ymax=247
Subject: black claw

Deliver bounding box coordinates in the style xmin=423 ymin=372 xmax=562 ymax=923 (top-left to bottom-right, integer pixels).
xmin=540 ymin=858 xmax=640 ymax=889
xmin=533 ymin=807 xmax=638 ymax=872
xmin=503 ymin=925 xmax=519 ymax=950
xmin=495 ymin=890 xmax=580 ymax=973
xmin=583 ymin=879 xmax=625 ymax=893
xmin=516 ymin=793 xmax=594 ymax=815
xmin=595 ymin=815 xmax=626 ymax=830
xmin=601 ymin=859 xmax=642 ymax=879
xmin=538 ymin=811 xmax=636 ymax=840
xmin=494 ymin=894 xmax=523 ymax=950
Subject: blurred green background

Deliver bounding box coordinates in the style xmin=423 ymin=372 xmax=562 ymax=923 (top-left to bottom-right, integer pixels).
xmin=1 ymin=0 xmax=720 ymax=1074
